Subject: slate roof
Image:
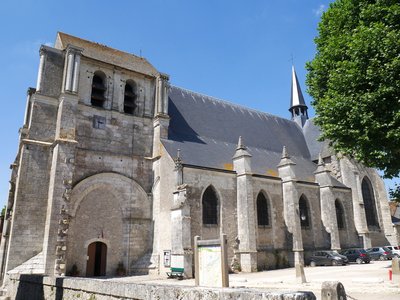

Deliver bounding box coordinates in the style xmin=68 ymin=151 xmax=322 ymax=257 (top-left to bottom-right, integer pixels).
xmin=303 ymin=118 xmax=332 ymax=161
xmin=162 ymin=86 xmax=320 ymax=181
xmin=290 ymin=66 xmax=307 ymax=108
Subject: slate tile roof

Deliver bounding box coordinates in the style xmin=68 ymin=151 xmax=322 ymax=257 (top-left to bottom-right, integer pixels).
xmin=162 ymin=86 xmax=321 ymax=181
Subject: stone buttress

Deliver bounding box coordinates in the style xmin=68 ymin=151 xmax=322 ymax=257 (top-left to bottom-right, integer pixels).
xmin=314 ymin=154 xmax=341 ymax=250
xmin=277 ymin=146 xmax=305 ymax=266
xmin=232 ymin=137 xmax=257 ymax=272
xmin=42 ymin=45 xmax=82 ymax=275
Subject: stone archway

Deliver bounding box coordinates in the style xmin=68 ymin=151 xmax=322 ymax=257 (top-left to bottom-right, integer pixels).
xmin=66 ymin=173 xmax=151 ymax=277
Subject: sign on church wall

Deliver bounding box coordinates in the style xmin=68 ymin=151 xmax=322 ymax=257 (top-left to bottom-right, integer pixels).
xmin=194 ymin=234 xmax=229 ymax=287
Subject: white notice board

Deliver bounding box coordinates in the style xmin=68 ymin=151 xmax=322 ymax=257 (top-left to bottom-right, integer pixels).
xmin=198 ymin=245 xmax=222 ymax=287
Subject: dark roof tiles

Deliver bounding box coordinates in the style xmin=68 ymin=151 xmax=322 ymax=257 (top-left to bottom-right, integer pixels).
xmin=164 ymin=86 xmax=319 ymax=180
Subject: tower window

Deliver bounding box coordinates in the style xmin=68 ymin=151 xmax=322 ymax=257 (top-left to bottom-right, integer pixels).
xmin=299 ymin=195 xmax=311 ymax=228
xmin=124 ymin=81 xmax=137 ymax=114
xmin=257 ymin=192 xmax=270 ymax=226
xmin=91 ymin=73 xmax=106 ymax=108
xmin=335 ymin=199 xmax=345 ymax=229
xmin=362 ymin=177 xmax=379 ymax=229
xmin=202 ymin=186 xmax=218 ymax=225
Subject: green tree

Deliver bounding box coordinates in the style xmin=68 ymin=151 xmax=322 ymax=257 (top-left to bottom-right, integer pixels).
xmin=306 ymin=0 xmax=400 ymax=197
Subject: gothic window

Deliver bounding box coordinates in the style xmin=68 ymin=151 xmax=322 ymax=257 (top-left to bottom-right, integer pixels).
xmin=202 ymin=186 xmax=218 ymax=225
xmin=91 ymin=72 xmax=106 ymax=108
xmin=299 ymin=195 xmax=311 ymax=229
xmin=362 ymin=177 xmax=379 ymax=229
xmin=335 ymin=199 xmax=345 ymax=229
xmin=124 ymin=81 xmax=137 ymax=114
xmin=257 ymin=192 xmax=269 ymax=226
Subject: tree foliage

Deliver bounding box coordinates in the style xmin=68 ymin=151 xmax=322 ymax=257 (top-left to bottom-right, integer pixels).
xmin=306 ymin=0 xmax=400 ymax=184
xmin=390 ymin=183 xmax=400 ymax=202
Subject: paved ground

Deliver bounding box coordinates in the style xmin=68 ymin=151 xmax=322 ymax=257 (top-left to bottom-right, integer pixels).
xmin=106 ymin=261 xmax=400 ymax=300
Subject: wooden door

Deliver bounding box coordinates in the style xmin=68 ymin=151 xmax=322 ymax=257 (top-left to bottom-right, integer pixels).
xmin=86 ymin=242 xmax=107 ymax=276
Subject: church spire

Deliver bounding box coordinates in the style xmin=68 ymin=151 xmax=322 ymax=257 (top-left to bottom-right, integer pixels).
xmin=289 ymin=66 xmax=308 ymax=127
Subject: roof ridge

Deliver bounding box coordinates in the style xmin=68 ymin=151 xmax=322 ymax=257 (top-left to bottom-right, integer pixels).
xmin=170 ymin=85 xmax=288 ymax=121
xmin=57 ymin=32 xmax=151 ymax=63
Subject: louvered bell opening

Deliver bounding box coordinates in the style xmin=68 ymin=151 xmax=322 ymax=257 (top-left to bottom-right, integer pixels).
xmin=91 ymin=75 xmax=106 ymax=107
xmin=124 ymin=85 xmax=136 ymax=114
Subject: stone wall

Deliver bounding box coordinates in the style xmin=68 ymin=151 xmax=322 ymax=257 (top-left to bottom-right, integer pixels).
xmin=252 ymin=176 xmax=289 ymax=270
xmin=296 ymin=183 xmax=326 ymax=250
xmin=5 ymin=143 xmax=51 ymax=272
xmin=184 ymin=167 xmax=238 ymax=262
xmin=5 ymin=274 xmax=316 ymax=300
xmin=332 ymin=188 xmax=360 ymax=249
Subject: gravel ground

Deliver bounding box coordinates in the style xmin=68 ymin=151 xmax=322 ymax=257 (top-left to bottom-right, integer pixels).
xmin=102 ymin=260 xmax=400 ymax=299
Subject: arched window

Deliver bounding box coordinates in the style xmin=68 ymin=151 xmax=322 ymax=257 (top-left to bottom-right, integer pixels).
xmin=91 ymin=72 xmax=106 ymax=108
xmin=299 ymin=195 xmax=311 ymax=228
xmin=362 ymin=177 xmax=379 ymax=229
xmin=257 ymin=192 xmax=269 ymax=226
xmin=124 ymin=81 xmax=137 ymax=114
xmin=335 ymin=199 xmax=345 ymax=230
xmin=202 ymin=186 xmax=218 ymax=225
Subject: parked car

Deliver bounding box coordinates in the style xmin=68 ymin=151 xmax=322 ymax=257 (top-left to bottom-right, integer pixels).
xmin=385 ymin=246 xmax=400 ymax=258
xmin=308 ymin=250 xmax=348 ymax=267
xmin=340 ymin=248 xmax=371 ymax=264
xmin=366 ymin=247 xmax=393 ymax=260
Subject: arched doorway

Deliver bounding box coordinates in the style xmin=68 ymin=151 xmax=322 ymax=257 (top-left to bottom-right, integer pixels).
xmin=86 ymin=241 xmax=107 ymax=276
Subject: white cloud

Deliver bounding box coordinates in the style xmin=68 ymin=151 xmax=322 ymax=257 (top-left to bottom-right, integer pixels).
xmin=313 ymin=4 xmax=326 ymax=17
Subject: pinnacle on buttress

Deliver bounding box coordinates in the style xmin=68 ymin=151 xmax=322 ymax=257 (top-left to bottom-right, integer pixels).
xmin=317 ymin=153 xmax=324 ymax=166
xmin=277 ymin=146 xmax=296 ymax=168
xmin=314 ymin=152 xmax=330 ymax=175
xmin=282 ymin=146 xmax=289 ymax=159
xmin=233 ymin=136 xmax=252 ymax=160
xmin=236 ymin=136 xmax=247 ymax=150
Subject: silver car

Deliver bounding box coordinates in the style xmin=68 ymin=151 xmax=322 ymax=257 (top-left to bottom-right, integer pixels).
xmin=385 ymin=246 xmax=400 ymax=258
xmin=366 ymin=247 xmax=393 ymax=260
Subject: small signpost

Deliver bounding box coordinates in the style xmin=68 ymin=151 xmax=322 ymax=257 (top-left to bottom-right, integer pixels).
xmin=194 ymin=234 xmax=229 ymax=287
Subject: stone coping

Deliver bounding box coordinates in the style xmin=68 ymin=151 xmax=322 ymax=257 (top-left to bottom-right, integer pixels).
xmin=7 ymin=274 xmax=316 ymax=300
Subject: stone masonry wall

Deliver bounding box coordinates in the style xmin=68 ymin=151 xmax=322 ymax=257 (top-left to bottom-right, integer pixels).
xmin=296 ymin=183 xmax=326 ymax=251
xmin=61 ymin=55 xmax=156 ymax=275
xmin=5 ymin=143 xmax=51 ymax=272
xmin=332 ymin=189 xmax=360 ymax=249
xmin=6 ymin=274 xmax=316 ymax=300
xmin=252 ymin=176 xmax=289 ymax=270
xmin=184 ymin=168 xmax=237 ymax=265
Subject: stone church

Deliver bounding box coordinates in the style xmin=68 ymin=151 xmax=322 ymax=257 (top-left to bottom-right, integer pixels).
xmin=0 ymin=32 xmax=397 ymax=280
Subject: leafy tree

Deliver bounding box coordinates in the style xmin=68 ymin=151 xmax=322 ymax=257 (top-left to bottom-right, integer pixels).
xmin=390 ymin=184 xmax=400 ymax=202
xmin=306 ymin=0 xmax=400 ymax=196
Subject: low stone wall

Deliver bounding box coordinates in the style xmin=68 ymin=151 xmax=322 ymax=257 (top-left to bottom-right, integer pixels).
xmin=6 ymin=274 xmax=316 ymax=300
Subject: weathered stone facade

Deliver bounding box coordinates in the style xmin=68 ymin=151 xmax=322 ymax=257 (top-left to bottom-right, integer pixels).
xmin=0 ymin=32 xmax=397 ymax=283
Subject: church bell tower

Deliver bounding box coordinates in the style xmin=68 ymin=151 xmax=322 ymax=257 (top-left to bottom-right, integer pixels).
xmin=289 ymin=66 xmax=308 ymax=127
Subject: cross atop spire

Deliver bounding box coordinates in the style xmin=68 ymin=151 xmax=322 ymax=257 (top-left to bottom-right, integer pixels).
xmin=289 ymin=66 xmax=308 ymax=127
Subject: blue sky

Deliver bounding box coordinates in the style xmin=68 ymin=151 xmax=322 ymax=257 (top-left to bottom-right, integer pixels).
xmin=0 ymin=0 xmax=397 ymax=208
